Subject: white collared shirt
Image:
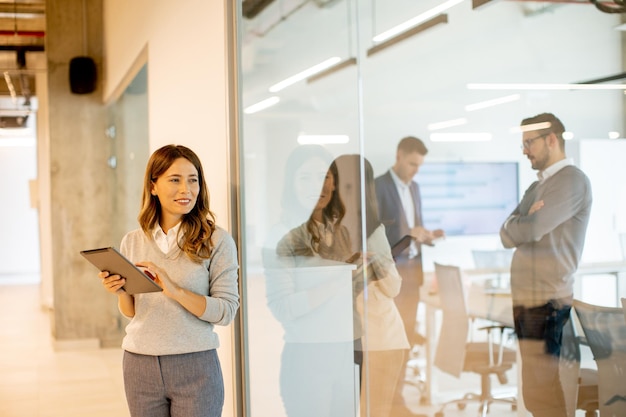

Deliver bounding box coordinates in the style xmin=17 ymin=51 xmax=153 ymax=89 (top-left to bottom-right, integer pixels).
xmin=389 ymin=168 xmax=418 ymax=257
xmin=538 ymin=158 xmax=573 ymax=183
xmin=152 ymin=222 xmax=181 ymax=254
xmin=389 ymin=168 xmax=416 ymax=230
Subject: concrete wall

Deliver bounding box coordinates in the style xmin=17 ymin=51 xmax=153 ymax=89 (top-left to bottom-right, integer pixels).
xmin=45 ymin=0 xmax=123 ymax=346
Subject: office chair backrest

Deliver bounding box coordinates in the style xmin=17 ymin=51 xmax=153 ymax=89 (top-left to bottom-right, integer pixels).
xmin=433 ymin=262 xmax=469 ymax=377
xmin=574 ymin=300 xmax=626 ymax=417
xmin=471 ymin=249 xmax=513 ymax=269
xmin=619 ymin=233 xmax=626 ymax=261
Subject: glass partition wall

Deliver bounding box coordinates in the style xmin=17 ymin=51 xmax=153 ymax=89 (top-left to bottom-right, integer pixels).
xmin=237 ymin=1 xmax=624 ymax=416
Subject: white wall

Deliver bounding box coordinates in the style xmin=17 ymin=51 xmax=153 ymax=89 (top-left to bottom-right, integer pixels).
xmin=102 ymin=1 xmax=236 ymax=415
xmin=103 ymin=0 xmax=231 ymax=225
xmin=0 ymin=135 xmax=40 ymax=283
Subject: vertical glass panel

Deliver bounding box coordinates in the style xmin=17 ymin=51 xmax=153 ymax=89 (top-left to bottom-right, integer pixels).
xmin=359 ymin=1 xmax=623 ymax=416
xmin=239 ymin=2 xmax=367 ymax=416
xmin=108 ymin=65 xmax=150 ymax=246
xmin=238 ymin=0 xmax=625 ymax=416
xmin=102 ymin=64 xmax=149 ymax=344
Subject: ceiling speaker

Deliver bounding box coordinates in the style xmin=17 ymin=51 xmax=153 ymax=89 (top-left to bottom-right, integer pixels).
xmin=69 ymin=56 xmax=97 ymax=94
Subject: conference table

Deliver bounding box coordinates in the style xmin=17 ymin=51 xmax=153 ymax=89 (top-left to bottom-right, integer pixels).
xmin=418 ymin=260 xmax=626 ymax=415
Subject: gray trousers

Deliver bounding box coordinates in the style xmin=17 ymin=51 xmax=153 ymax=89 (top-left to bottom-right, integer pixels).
xmin=123 ymin=349 xmax=224 ymax=417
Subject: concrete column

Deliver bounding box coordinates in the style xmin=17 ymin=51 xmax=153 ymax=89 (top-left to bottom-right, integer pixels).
xmin=45 ymin=0 xmax=124 ymax=347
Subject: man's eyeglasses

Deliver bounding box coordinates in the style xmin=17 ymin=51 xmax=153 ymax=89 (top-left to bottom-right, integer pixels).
xmin=521 ymin=133 xmax=547 ymax=150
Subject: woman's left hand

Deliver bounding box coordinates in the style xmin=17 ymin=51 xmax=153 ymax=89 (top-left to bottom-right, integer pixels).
xmin=136 ymin=261 xmax=178 ymax=298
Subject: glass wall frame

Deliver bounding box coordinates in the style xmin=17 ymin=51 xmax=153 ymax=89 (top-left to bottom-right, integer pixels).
xmin=235 ymin=1 xmax=626 ymax=416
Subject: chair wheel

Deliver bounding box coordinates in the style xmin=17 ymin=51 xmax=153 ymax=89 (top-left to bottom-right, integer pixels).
xmin=457 ymin=402 xmax=467 ymax=410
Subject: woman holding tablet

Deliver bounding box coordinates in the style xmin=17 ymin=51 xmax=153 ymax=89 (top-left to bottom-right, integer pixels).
xmin=97 ymin=144 xmax=239 ymax=417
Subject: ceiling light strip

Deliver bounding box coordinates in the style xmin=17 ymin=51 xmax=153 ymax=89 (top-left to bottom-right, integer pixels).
xmin=468 ymin=83 xmax=626 ymax=90
xmin=428 ymin=117 xmax=468 ymax=131
xmin=465 ymin=94 xmax=520 ymax=111
xmin=367 ymin=14 xmax=448 ymax=57
xmin=372 ymin=0 xmax=464 ymax=42
xmin=244 ymin=96 xmax=280 ymax=114
xmin=510 ymin=122 xmax=551 ymax=133
xmin=430 ymin=132 xmax=492 ymax=142
xmin=297 ymin=134 xmax=350 ymax=145
xmin=307 ymin=57 xmax=357 ymax=84
xmin=0 ymin=138 xmax=35 ymax=147
xmin=269 ymin=57 xmax=342 ymax=92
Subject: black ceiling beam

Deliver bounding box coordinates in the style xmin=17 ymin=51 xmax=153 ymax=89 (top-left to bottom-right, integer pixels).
xmin=242 ymin=0 xmax=276 ymax=19
xmin=0 ymin=45 xmax=44 ymax=52
xmin=575 ymin=72 xmax=626 ymax=84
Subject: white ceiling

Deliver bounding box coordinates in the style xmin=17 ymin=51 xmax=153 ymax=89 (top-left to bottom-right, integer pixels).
xmin=240 ymin=0 xmax=624 ymax=169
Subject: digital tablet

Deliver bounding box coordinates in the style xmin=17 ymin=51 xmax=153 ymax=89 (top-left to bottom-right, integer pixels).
xmin=80 ymin=247 xmax=162 ymax=294
xmin=391 ymin=235 xmax=413 ymax=257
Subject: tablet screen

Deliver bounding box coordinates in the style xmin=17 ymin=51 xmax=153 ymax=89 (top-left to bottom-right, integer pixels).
xmin=391 ymin=235 xmax=413 ymax=258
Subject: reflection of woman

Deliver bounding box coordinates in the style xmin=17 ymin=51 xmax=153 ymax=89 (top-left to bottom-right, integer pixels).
xmin=268 ymin=153 xmax=360 ymax=417
xmin=334 ymin=154 xmax=409 ymax=417
xmin=263 ymin=145 xmax=336 ymax=260
xmin=98 ymin=145 xmax=239 ymax=417
xmin=276 ymin=158 xmax=351 ymax=261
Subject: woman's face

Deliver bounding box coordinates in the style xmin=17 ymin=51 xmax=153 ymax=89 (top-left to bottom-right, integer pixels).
xmin=151 ymin=157 xmax=200 ymax=228
xmin=315 ymin=170 xmax=335 ymax=212
xmin=293 ymin=157 xmax=334 ymax=213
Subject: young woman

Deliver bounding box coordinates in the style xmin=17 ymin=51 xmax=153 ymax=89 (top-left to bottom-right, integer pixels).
xmin=98 ymin=144 xmax=239 ymax=417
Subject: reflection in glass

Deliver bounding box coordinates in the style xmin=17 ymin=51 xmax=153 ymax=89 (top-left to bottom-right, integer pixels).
xmin=334 ymin=154 xmax=410 ymax=417
xmin=263 ymin=146 xmax=359 ymax=417
xmin=238 ymin=1 xmax=625 ymax=416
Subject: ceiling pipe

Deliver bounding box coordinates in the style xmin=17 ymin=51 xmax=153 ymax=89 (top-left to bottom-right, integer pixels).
xmin=0 ymin=30 xmax=45 ymax=37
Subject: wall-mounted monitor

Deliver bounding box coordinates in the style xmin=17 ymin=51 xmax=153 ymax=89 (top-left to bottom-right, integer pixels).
xmin=417 ymin=161 xmax=519 ymax=236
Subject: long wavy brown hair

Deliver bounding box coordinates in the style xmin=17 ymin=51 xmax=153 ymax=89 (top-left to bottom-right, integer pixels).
xmin=306 ymin=159 xmax=345 ymax=251
xmin=138 ymin=144 xmax=216 ymax=262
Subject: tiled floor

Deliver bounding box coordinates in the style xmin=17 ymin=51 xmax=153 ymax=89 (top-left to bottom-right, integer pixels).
xmin=0 ymin=284 xmax=129 ymax=417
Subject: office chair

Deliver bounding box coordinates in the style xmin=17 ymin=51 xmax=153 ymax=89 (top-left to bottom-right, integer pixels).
xmin=574 ymin=300 xmax=626 ymax=417
xmin=433 ymin=263 xmax=517 ymax=417
xmin=560 ymin=309 xmax=599 ymax=417
xmin=471 ymin=249 xmax=513 ymax=270
xmin=471 ymin=249 xmax=513 ymax=289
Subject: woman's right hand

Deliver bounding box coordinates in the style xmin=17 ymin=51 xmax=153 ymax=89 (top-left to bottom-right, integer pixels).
xmin=98 ymin=270 xmax=126 ymax=295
